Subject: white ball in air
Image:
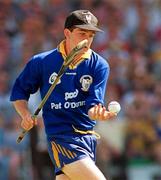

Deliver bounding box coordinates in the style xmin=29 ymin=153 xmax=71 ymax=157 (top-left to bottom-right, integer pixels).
xmin=108 ymin=101 xmax=121 ymax=114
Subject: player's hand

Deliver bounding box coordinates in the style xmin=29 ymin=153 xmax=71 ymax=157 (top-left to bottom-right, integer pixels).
xmin=88 ymin=103 xmax=116 ymax=121
xmin=21 ymin=113 xmax=37 ymax=130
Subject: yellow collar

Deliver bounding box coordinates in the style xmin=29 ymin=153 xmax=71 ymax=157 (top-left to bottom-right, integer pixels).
xmin=58 ymin=40 xmax=92 ymax=69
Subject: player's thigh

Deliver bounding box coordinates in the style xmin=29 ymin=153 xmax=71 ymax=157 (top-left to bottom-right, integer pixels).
xmin=62 ymin=157 xmax=107 ymax=180
xmin=56 ymin=174 xmax=70 ymax=180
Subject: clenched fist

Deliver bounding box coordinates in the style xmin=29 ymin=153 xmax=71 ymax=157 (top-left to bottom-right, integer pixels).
xmin=21 ymin=113 xmax=37 ymax=130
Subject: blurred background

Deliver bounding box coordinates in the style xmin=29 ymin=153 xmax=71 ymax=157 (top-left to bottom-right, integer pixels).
xmin=0 ymin=0 xmax=161 ymax=179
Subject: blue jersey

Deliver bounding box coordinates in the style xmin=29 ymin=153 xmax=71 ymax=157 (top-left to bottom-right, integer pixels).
xmin=10 ymin=41 xmax=110 ymax=139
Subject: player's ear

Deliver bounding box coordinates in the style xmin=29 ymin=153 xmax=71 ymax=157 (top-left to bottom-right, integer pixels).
xmin=64 ymin=28 xmax=71 ymax=39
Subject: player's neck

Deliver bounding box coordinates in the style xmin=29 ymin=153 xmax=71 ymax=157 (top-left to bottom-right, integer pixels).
xmin=64 ymin=40 xmax=71 ymax=56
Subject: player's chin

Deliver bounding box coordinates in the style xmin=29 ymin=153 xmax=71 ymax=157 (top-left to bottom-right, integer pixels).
xmin=82 ymin=46 xmax=88 ymax=53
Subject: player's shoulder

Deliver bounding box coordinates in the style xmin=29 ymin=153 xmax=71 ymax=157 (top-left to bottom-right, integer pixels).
xmin=91 ymin=50 xmax=109 ymax=69
xmin=32 ymin=48 xmax=58 ymax=61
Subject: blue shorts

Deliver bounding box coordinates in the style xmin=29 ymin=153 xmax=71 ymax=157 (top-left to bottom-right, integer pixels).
xmin=47 ymin=133 xmax=97 ymax=175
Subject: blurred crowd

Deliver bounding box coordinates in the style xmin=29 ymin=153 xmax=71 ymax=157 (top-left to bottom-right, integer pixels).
xmin=0 ymin=0 xmax=161 ymax=179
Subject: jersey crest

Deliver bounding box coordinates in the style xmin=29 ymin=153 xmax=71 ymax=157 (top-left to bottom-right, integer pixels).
xmin=80 ymin=75 xmax=93 ymax=92
xmin=49 ymin=72 xmax=61 ymax=85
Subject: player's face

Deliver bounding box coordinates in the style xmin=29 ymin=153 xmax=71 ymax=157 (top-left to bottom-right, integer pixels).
xmin=65 ymin=28 xmax=96 ymax=52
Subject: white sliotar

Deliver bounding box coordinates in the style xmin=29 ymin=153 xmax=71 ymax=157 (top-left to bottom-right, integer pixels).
xmin=108 ymin=101 xmax=121 ymax=114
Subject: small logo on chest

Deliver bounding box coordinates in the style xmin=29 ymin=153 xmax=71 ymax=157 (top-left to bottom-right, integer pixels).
xmin=49 ymin=72 xmax=61 ymax=85
xmin=80 ymin=75 xmax=93 ymax=92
